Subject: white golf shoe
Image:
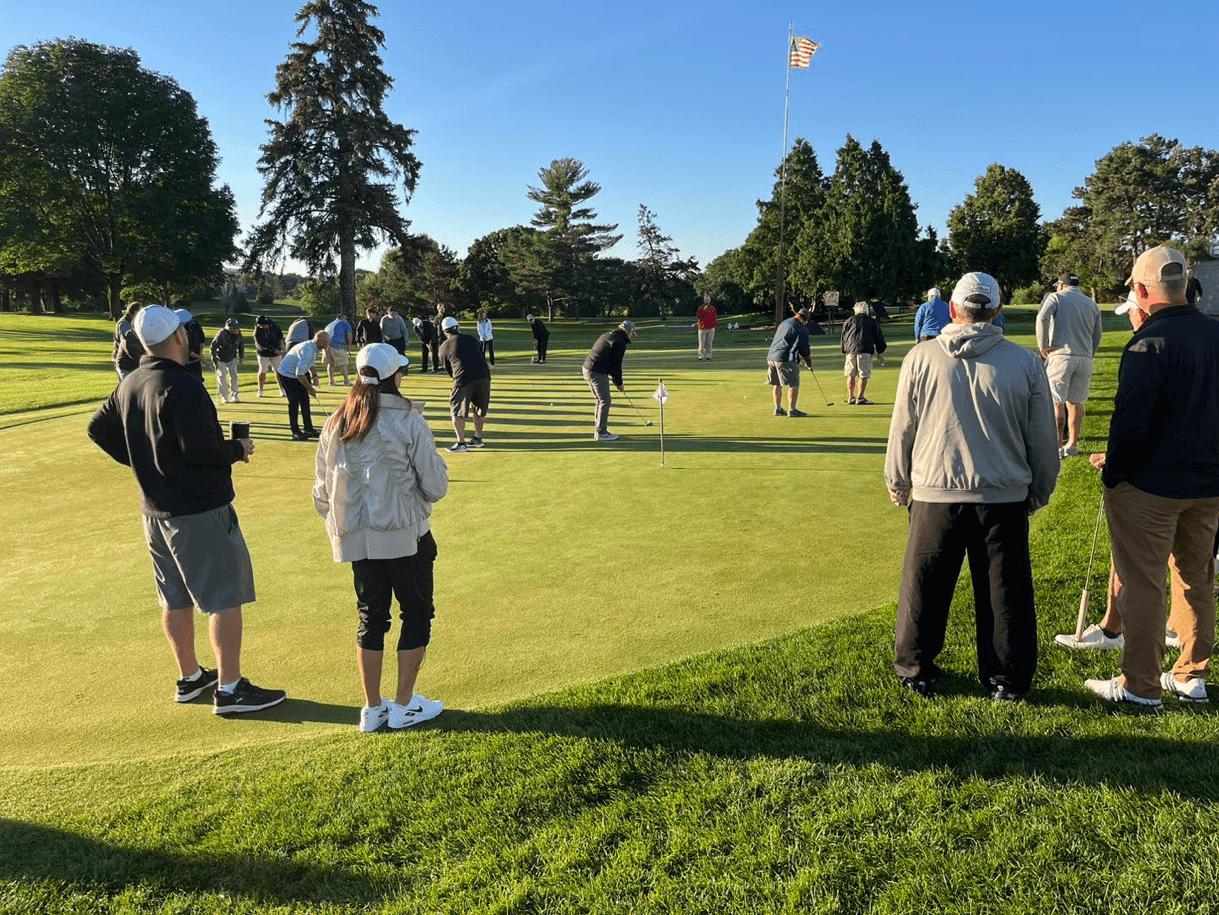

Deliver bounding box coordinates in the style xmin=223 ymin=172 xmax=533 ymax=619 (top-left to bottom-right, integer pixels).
xmin=388 ymin=693 xmax=444 ymax=730
xmin=358 ymin=702 xmax=390 ymax=732
xmin=1160 ymin=673 xmax=1208 ymax=703
xmin=1084 ymin=677 xmax=1161 ymax=708
xmin=1055 ymin=624 xmax=1123 ymax=651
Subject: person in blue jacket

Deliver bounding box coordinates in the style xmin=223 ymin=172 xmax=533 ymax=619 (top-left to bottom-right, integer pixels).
xmin=914 ymin=288 xmax=951 ymax=341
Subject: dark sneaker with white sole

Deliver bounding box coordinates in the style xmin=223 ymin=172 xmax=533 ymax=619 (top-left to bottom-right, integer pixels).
xmin=900 ymin=677 xmax=932 ymax=697
xmin=213 ymin=678 xmax=287 ymax=716
xmin=468 ymin=437 xmax=485 ymax=448
xmin=788 ymin=408 xmax=808 ymax=417
xmin=175 ymin=667 xmax=218 ymax=703
xmin=989 ymin=684 xmax=1024 ymax=703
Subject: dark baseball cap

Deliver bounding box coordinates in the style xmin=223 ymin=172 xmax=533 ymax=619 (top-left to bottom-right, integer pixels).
xmin=1058 ymin=272 xmax=1080 ymax=286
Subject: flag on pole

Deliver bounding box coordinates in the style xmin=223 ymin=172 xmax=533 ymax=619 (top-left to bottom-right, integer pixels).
xmin=789 ymin=36 xmax=820 ymax=68
xmin=653 ymin=381 xmax=669 ymax=405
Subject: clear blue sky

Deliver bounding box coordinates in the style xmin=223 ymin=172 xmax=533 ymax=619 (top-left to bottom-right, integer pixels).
xmin=4 ymin=0 xmax=1217 ymax=274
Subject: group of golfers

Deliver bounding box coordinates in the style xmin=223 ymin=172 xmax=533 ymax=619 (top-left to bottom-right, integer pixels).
xmin=89 ymin=244 xmax=1218 ymax=731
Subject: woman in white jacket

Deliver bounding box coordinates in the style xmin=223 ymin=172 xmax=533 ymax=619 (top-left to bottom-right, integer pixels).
xmin=313 ymin=343 xmax=450 ymax=732
xmin=476 ymin=309 xmax=495 ymax=365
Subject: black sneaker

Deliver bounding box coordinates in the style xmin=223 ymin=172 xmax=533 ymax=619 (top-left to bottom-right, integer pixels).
xmin=788 ymin=408 xmax=808 ymax=417
xmin=774 ymin=407 xmax=787 ymax=416
xmin=447 ymin=442 xmax=468 ymax=453
xmin=303 ymin=429 xmax=321 ymax=439
xmin=213 ymin=678 xmax=287 ymax=716
xmin=175 ymin=666 xmax=218 ymax=703
xmin=989 ymin=685 xmax=1024 ymax=703
xmin=468 ymin=437 xmax=485 ymax=448
xmin=900 ymin=677 xmax=933 ymax=697
xmin=291 ymin=432 xmax=310 ymax=442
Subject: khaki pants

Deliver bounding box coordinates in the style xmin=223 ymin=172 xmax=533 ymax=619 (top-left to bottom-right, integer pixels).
xmin=698 ymin=328 xmax=715 ymax=358
xmin=1106 ymin=482 xmax=1219 ymax=698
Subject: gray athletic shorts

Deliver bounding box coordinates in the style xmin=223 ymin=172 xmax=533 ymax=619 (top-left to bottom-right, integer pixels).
xmin=142 ymin=504 xmax=256 ymax=613
xmin=1045 ymin=353 xmax=1093 ymax=404
xmin=450 ymin=378 xmax=491 ymax=419
xmin=766 ymin=361 xmax=800 ymax=387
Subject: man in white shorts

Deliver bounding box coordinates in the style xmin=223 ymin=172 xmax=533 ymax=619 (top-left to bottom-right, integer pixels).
xmin=1036 ymin=272 xmax=1103 ymax=458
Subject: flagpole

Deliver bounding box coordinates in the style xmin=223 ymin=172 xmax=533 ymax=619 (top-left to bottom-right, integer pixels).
xmin=776 ymin=22 xmax=793 ymax=324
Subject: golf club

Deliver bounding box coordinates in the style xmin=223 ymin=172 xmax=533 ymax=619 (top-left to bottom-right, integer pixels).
xmin=1075 ymin=496 xmax=1107 ymax=640
xmin=807 ymin=365 xmax=834 ymax=407
xmin=622 ymin=391 xmax=653 ymax=426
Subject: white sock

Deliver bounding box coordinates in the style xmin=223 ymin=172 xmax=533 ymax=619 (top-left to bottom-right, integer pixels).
xmin=219 ymin=679 xmax=241 ymax=694
xmin=183 ymin=666 xmax=204 ymax=682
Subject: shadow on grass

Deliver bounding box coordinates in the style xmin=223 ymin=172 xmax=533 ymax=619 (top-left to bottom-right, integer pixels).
xmin=484 ymin=432 xmax=888 ymax=454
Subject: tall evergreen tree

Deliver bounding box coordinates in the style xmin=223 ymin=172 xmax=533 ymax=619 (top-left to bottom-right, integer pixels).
xmin=796 ymin=136 xmax=923 ymax=307
xmin=736 ymin=138 xmax=826 ymax=320
xmin=246 ymin=0 xmax=420 ymax=315
xmin=946 ymin=164 xmax=1044 ymax=304
xmin=635 ymin=204 xmax=699 ymax=315
xmin=525 ymin=158 xmax=621 ymax=318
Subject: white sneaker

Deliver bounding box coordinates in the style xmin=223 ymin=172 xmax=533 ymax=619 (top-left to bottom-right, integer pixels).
xmin=258 ymin=390 xmax=265 ymax=398
xmin=358 ymin=702 xmax=390 ymax=732
xmin=1055 ymin=624 xmax=1124 ymax=651
xmin=388 ymin=693 xmax=444 ymax=729
xmin=1166 ymin=628 xmax=1183 ymax=650
xmin=1085 ymin=676 xmax=1162 ymax=708
xmin=231 ymin=394 xmax=241 ymax=403
xmin=1160 ymin=672 xmax=1208 ymax=703
xmin=594 ymin=432 xmax=620 ymax=442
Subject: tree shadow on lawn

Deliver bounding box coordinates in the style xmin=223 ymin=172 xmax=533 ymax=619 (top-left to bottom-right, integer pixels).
xmin=0 ymin=818 xmax=385 ymax=908
xmin=434 ymin=700 xmax=1219 ymax=800
xmin=2 ymin=359 xmax=116 ymax=372
xmin=488 ymin=432 xmax=888 ymax=454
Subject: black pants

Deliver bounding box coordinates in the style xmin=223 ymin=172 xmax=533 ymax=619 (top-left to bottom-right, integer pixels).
xmin=387 ymin=336 xmax=406 ymax=356
xmin=421 ymin=340 xmax=439 ymax=371
xmin=481 ymin=339 xmax=495 ymax=365
xmin=894 ymin=501 xmax=1037 ymax=693
xmin=535 ymin=337 xmax=548 ymax=362
xmin=279 ymin=375 xmax=315 ymax=435
xmin=351 ymin=532 xmax=437 ymax=651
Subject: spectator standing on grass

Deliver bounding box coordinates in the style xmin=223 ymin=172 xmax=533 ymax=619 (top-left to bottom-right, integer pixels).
xmin=1054 ymin=291 xmax=1188 ymax=654
xmin=582 ymin=320 xmax=637 ymax=442
xmin=210 ymin=318 xmax=245 ymax=404
xmin=527 ymin=314 xmax=550 ymax=363
xmin=254 ymin=314 xmax=285 ymax=397
xmin=1036 ymin=272 xmax=1103 ymax=458
xmin=87 ymin=305 xmax=285 ymax=716
xmin=114 ymin=302 xmax=145 ymax=381
xmin=695 ymin=294 xmax=717 ymax=360
xmin=355 ymin=307 xmax=382 ymax=347
xmin=313 ymin=343 xmax=449 ymax=732
xmin=437 ymin=316 xmax=492 ymax=452
xmin=1187 ymin=267 xmax=1204 ymax=306
xmin=1082 ymin=246 xmax=1219 ymax=708
xmin=324 ymin=313 xmax=353 ymax=386
xmin=766 ymin=308 xmax=815 ymax=417
xmin=176 ymin=309 xmax=205 ymax=381
xmin=476 ymin=309 xmax=495 ymax=365
xmin=286 ymin=316 xmax=313 ymax=349
xmin=380 ymin=306 xmax=409 ymax=356
xmin=914 ymin=288 xmax=950 ymax=342
xmin=841 ymin=301 xmax=887 ymax=405
xmin=413 ymin=315 xmax=439 ymax=372
xmin=885 ymin=271 xmax=1059 ymax=702
xmin=277 ymin=331 xmax=331 ymax=441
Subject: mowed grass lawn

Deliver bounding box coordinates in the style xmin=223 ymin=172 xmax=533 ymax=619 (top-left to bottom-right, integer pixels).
xmin=4 ymin=305 xmax=1219 ymax=914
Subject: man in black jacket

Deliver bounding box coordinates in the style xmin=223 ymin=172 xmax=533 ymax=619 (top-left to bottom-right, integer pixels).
xmin=1085 ymin=246 xmax=1219 ymax=708
xmin=582 ymin=320 xmax=636 ymax=442
xmin=254 ymin=314 xmax=285 ymax=397
xmin=355 ymin=308 xmax=382 ymax=348
xmin=413 ymin=315 xmax=439 ymax=373
xmin=437 ymin=316 xmax=491 ymax=452
xmin=87 ymin=305 xmax=286 ymax=716
xmin=527 ymin=314 xmax=550 ymax=363
xmin=841 ymin=301 xmax=887 ymax=405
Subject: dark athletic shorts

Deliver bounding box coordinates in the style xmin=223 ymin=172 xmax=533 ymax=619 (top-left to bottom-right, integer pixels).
xmin=142 ymin=503 xmax=256 ymax=613
xmin=450 ymin=378 xmax=491 ymax=419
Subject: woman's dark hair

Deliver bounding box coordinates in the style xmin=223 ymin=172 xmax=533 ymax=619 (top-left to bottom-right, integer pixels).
xmin=334 ymin=365 xmax=408 ymax=443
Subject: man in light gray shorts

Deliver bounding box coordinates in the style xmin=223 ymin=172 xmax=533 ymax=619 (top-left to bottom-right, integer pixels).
xmin=87 ymin=305 xmax=286 ymax=716
xmin=1036 ymin=272 xmax=1103 ymax=458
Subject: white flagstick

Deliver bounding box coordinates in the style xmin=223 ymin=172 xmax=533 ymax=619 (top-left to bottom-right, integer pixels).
xmin=653 ymin=378 xmax=668 ymax=467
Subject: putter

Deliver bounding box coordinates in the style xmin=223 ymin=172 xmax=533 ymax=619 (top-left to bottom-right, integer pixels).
xmin=807 ymin=365 xmax=834 ymax=407
xmin=622 ymin=392 xmax=653 ymax=426
xmin=1075 ymin=497 xmax=1107 ymax=640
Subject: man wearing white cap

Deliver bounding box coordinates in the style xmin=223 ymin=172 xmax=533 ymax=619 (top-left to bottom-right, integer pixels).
xmin=1083 ymin=246 xmax=1219 ymax=707
xmin=885 ymin=272 xmax=1059 ymax=701
xmin=583 ymin=320 xmax=637 ymax=441
xmin=1036 ymin=272 xmax=1103 ymax=458
xmin=436 ymin=316 xmax=492 ymax=452
xmin=913 ymin=288 xmax=950 ymax=342
xmin=87 ymin=305 xmax=286 ymax=716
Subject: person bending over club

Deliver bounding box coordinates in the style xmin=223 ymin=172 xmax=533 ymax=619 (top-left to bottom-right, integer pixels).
xmin=87 ymin=305 xmax=285 ymax=716
xmin=766 ymin=308 xmax=815 ymax=417
xmin=277 ymin=331 xmax=331 ymax=441
xmin=884 ymin=272 xmax=1059 ymax=701
xmin=437 ymin=316 xmax=492 ymax=452
xmin=313 ymin=343 xmax=449 ymax=732
xmin=583 ymin=319 xmax=637 ymax=442
xmin=841 ymin=301 xmax=887 ymax=405
xmin=527 ymin=314 xmax=550 ymax=363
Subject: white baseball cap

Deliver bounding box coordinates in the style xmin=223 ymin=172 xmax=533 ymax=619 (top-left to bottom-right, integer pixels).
xmin=411 ymin=316 xmax=422 ymax=326
xmin=1114 ymin=290 xmax=1138 ymax=316
xmin=441 ymin=316 xmax=459 ymax=332
xmin=355 ymin=343 xmax=409 ymax=383
xmin=950 ymin=272 xmax=1000 ymax=309
xmin=134 ymin=305 xmax=183 ymax=348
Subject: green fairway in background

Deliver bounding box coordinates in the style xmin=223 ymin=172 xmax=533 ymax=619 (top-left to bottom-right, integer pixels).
xmin=1 ymin=309 xmax=914 ymax=769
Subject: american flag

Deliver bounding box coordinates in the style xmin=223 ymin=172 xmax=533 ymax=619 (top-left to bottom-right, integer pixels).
xmin=789 ymin=36 xmax=820 ymax=68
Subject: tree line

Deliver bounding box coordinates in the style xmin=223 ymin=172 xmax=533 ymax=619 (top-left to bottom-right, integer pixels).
xmin=2 ymin=2 xmax=1215 ymax=321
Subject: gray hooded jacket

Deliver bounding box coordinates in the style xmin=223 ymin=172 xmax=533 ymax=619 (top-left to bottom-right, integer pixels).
xmin=885 ymin=323 xmax=1059 ymax=507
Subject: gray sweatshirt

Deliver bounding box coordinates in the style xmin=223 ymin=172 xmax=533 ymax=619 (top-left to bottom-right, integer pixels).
xmin=1035 ymin=288 xmax=1103 ymax=356
xmin=380 ymin=313 xmax=409 ymax=343
xmin=885 ymin=323 xmax=1059 ymax=507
